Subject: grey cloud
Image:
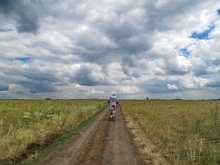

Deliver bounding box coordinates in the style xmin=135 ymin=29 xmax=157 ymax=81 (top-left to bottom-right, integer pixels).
xmin=74 ymin=68 xmax=99 ymax=86
xmin=166 ymin=67 xmax=189 ymax=75
xmin=16 ymin=10 xmax=40 ymax=33
xmin=0 ymin=0 xmax=42 ymax=33
xmin=212 ymin=59 xmax=220 ymax=65
xmin=95 ymin=12 xmax=152 ymax=55
xmin=0 ymin=0 xmax=12 ymax=13
xmin=191 ymin=58 xmax=220 ymax=76
xmin=121 ymin=56 xmax=141 ymax=78
xmin=73 ymin=67 xmax=98 ymax=86
xmin=19 ymin=69 xmax=60 ymax=93
xmin=20 ymin=80 xmax=56 ymax=93
xmin=120 ymin=35 xmax=152 ymax=54
xmin=0 ymin=83 xmax=9 ymax=91
xmin=16 ymin=91 xmax=24 ymax=95
xmin=100 ymin=21 xmax=136 ymax=42
xmin=2 ymin=63 xmax=59 ymax=83
xmin=192 ymin=64 xmax=210 ymax=76
xmin=0 ymin=61 xmax=59 ymax=94
xmin=144 ymin=0 xmax=202 ymax=31
xmin=193 ymin=69 xmax=210 ymax=76
xmin=23 ymin=70 xmax=59 ymax=82
xmin=71 ymin=66 xmax=108 ymax=86
xmin=74 ymin=37 xmax=117 ymax=63
xmin=206 ymin=78 xmax=220 ymax=88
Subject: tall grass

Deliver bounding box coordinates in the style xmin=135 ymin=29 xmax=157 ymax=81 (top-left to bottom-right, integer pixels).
xmin=121 ymin=100 xmax=220 ymax=164
xmin=0 ymin=99 xmax=106 ymax=161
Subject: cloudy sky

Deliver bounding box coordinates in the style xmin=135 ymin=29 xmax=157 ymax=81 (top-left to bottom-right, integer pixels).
xmin=0 ymin=0 xmax=220 ymax=99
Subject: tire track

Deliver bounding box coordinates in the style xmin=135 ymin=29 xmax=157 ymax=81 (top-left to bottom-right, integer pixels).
xmin=41 ymin=109 xmax=108 ymax=165
xmin=103 ymin=106 xmax=139 ymax=165
xmin=40 ymin=106 xmax=141 ymax=165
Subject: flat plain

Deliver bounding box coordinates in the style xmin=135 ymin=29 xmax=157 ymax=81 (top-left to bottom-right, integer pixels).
xmin=121 ymin=100 xmax=220 ymax=165
xmin=0 ymin=99 xmax=106 ymax=164
xmin=0 ymin=99 xmax=219 ymax=165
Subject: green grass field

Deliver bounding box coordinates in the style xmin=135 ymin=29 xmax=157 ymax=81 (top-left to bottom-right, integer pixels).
xmin=0 ymin=99 xmax=106 ymax=162
xmin=121 ymin=100 xmax=220 ymax=165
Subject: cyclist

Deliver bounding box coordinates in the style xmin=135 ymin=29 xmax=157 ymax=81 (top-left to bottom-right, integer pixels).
xmin=108 ymin=92 xmax=118 ymax=120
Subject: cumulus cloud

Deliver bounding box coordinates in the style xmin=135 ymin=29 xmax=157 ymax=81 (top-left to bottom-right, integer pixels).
xmin=71 ymin=65 xmax=104 ymax=86
xmin=0 ymin=83 xmax=9 ymax=91
xmin=0 ymin=0 xmax=220 ymax=99
xmin=117 ymin=85 xmax=139 ymax=94
xmin=167 ymin=84 xmax=178 ymax=90
xmin=0 ymin=0 xmax=43 ymax=33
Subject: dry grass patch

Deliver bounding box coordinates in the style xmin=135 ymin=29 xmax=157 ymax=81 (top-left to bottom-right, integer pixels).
xmin=0 ymin=99 xmax=106 ymax=163
xmin=121 ymin=100 xmax=220 ymax=165
xmin=124 ymin=113 xmax=166 ymax=165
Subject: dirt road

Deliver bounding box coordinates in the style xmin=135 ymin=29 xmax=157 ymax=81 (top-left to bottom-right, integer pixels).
xmin=41 ymin=106 xmax=141 ymax=165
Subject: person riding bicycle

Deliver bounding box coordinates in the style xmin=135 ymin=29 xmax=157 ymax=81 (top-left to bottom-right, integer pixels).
xmin=108 ymin=92 xmax=118 ymax=120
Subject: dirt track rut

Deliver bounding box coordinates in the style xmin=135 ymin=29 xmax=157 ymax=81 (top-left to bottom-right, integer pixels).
xmin=103 ymin=106 xmax=138 ymax=165
xmin=41 ymin=106 xmax=140 ymax=165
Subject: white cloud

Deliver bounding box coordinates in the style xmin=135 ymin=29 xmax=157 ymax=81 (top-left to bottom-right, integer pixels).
xmin=181 ymin=74 xmax=208 ymax=89
xmin=117 ymin=85 xmax=140 ymax=94
xmin=167 ymin=84 xmax=178 ymax=90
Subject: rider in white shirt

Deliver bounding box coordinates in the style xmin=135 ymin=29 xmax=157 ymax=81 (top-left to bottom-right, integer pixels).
xmin=108 ymin=93 xmax=118 ymax=120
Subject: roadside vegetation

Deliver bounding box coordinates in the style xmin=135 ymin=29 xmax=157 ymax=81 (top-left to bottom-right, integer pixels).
xmin=0 ymin=99 xmax=106 ymax=163
xmin=121 ymin=100 xmax=220 ymax=165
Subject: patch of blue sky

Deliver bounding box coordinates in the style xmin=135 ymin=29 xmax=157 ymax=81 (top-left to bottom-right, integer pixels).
xmin=217 ymin=9 xmax=220 ymax=15
xmin=0 ymin=28 xmax=12 ymax=32
xmin=191 ymin=24 xmax=215 ymax=40
xmin=15 ymin=57 xmax=32 ymax=63
xmin=179 ymin=47 xmax=190 ymax=58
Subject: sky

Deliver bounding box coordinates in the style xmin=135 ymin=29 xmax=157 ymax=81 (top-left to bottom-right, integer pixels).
xmin=0 ymin=0 xmax=220 ymax=100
